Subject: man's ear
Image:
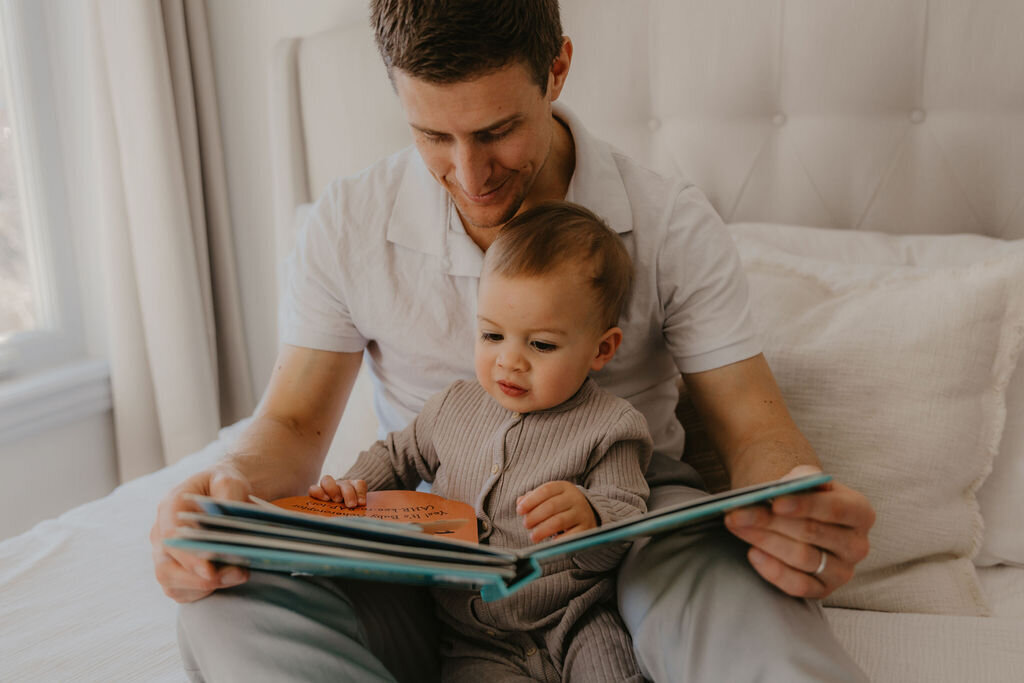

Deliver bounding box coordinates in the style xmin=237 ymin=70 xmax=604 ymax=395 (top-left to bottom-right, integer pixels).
xmin=590 ymin=326 xmax=623 ymax=371
xmin=547 ymin=37 xmax=573 ymax=101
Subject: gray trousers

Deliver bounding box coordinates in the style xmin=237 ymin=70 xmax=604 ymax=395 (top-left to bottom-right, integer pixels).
xmin=178 ymin=456 xmax=868 ymax=682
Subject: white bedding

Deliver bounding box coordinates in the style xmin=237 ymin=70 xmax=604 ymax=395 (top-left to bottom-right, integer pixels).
xmin=3 ymin=417 xmax=1023 ymax=682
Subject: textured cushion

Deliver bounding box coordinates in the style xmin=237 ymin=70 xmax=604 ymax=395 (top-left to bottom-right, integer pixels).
xmin=733 ymin=238 xmax=1024 ymax=615
xmin=560 ymin=0 xmax=1024 ymax=239
xmin=731 ymin=223 xmax=1024 ymax=568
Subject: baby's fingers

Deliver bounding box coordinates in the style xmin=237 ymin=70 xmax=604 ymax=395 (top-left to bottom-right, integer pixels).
xmin=314 ymin=475 xmax=345 ymax=503
xmin=340 ymin=480 xmax=367 ymax=508
xmin=308 ymin=483 xmax=331 ymax=501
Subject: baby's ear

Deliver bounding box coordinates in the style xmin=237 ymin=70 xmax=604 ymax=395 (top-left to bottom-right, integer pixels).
xmin=591 ymin=327 xmax=623 ymax=371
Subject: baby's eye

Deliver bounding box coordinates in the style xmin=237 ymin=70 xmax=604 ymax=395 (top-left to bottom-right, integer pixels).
xmin=481 ymin=332 xmax=503 ymax=343
xmin=530 ymin=341 xmax=557 ymax=352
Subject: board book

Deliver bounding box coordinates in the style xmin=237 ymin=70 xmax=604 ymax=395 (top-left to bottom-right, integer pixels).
xmin=165 ymin=473 xmax=831 ymax=601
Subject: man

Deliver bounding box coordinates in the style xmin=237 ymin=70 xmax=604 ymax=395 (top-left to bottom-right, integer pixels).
xmin=160 ymin=2 xmax=874 ymax=681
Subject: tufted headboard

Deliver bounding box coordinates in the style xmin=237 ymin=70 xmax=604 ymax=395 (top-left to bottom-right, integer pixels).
xmin=270 ymin=0 xmax=1024 ymax=262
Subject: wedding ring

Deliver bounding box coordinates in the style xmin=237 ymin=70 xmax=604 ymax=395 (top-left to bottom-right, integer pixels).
xmin=813 ymin=549 xmax=828 ymax=576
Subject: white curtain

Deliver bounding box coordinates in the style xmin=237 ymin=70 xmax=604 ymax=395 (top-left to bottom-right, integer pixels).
xmin=91 ymin=0 xmax=253 ymax=480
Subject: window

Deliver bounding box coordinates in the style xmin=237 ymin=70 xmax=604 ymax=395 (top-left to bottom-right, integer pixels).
xmin=0 ymin=0 xmax=84 ymax=380
xmin=1 ymin=45 xmax=37 ymax=359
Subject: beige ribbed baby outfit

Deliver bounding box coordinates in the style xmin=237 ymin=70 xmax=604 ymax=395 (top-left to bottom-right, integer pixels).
xmin=344 ymin=377 xmax=652 ymax=682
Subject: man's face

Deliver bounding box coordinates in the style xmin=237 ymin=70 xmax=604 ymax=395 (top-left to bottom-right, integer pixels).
xmin=474 ymin=268 xmax=609 ymax=413
xmin=393 ymin=60 xmax=563 ymax=231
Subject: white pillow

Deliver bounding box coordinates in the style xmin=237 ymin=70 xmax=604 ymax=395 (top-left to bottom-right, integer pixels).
xmin=733 ymin=237 xmax=1024 ymax=615
xmin=731 ymin=223 xmax=1024 ymax=568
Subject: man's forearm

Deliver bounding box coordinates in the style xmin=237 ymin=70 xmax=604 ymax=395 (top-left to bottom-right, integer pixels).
xmin=221 ymin=413 xmax=333 ymax=500
xmin=724 ymin=426 xmax=821 ymax=489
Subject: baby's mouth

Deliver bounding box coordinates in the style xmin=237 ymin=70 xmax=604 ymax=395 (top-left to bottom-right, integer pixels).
xmin=497 ymin=380 xmax=527 ymax=397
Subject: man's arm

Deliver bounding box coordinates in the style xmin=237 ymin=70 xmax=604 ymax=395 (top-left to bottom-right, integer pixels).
xmin=683 ymin=353 xmax=875 ymax=599
xmin=150 ymin=344 xmax=363 ymax=603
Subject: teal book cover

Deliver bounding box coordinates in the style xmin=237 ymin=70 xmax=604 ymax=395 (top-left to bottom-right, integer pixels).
xmin=165 ymin=473 xmax=831 ymax=601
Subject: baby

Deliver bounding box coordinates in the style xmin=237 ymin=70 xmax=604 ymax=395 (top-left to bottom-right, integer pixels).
xmin=312 ymin=201 xmax=651 ymax=682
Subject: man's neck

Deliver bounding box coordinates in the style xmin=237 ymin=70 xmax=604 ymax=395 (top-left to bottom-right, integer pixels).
xmin=464 ymin=113 xmax=576 ymax=251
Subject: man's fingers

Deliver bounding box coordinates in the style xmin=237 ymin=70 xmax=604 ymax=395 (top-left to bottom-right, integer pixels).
xmin=152 ymin=548 xmax=248 ymax=603
xmin=209 ymin=471 xmax=252 ymax=501
xmin=726 ymin=509 xmax=869 ymax=565
xmin=746 ymin=547 xmax=834 ymax=599
xmin=771 ymin=483 xmax=876 ymax=532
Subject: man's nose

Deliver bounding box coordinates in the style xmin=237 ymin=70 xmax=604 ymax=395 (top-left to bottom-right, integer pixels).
xmin=453 ymin=142 xmax=491 ymax=196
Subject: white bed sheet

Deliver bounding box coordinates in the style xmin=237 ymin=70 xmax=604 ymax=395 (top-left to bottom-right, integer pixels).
xmin=0 ymin=421 xmax=238 ymax=682
xmin=3 ymin=418 xmax=1022 ymax=682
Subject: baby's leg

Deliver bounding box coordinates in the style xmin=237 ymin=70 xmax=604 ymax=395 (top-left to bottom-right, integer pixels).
xmin=441 ymin=628 xmax=560 ymax=682
xmin=559 ymin=603 xmax=644 ymax=683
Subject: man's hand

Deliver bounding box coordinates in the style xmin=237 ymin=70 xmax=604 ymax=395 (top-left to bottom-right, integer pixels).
xmin=724 ymin=465 xmax=875 ymax=599
xmin=516 ymin=481 xmax=597 ymax=543
xmin=150 ymin=465 xmax=253 ymax=603
xmin=310 ymin=475 xmax=367 ymax=508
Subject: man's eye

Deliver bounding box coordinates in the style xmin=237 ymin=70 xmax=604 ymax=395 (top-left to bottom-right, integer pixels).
xmin=531 ymin=341 xmax=557 ymax=352
xmin=479 ymin=129 xmax=511 ymax=143
xmin=422 ymin=133 xmax=449 ymax=145
xmin=481 ymin=333 xmax=503 ymax=342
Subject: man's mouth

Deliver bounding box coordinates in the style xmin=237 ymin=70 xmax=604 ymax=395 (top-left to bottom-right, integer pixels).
xmin=460 ymin=176 xmax=510 ymax=204
xmin=497 ymin=380 xmax=527 ymax=397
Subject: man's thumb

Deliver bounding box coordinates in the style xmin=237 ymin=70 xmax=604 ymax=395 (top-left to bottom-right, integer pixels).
xmin=209 ymin=471 xmax=251 ymax=501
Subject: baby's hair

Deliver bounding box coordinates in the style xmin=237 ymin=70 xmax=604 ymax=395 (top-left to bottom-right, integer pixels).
xmin=483 ymin=201 xmax=633 ymax=331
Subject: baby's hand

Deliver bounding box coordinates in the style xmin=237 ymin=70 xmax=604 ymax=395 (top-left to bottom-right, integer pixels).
xmin=309 ymin=476 xmax=367 ymax=508
xmin=516 ymin=481 xmax=597 ymax=543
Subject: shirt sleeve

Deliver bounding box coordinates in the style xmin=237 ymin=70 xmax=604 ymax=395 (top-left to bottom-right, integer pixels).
xmin=658 ymin=184 xmax=763 ymax=374
xmin=572 ymin=406 xmax=653 ymax=573
xmin=342 ymin=383 xmax=450 ymax=490
xmin=281 ymin=182 xmax=369 ymax=352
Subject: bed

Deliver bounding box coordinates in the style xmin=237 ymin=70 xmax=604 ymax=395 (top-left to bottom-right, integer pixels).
xmin=4 ymin=1 xmax=1024 ymax=680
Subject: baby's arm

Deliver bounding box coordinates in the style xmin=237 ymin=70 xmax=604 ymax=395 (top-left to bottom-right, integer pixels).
xmin=521 ymin=407 xmax=653 ymax=570
xmin=309 ymin=476 xmax=367 ymax=508
xmin=317 ymin=384 xmax=455 ymax=494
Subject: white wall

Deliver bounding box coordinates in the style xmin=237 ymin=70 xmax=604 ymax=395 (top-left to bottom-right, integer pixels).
xmin=0 ymin=415 xmax=117 ymax=539
xmin=205 ymin=0 xmax=368 ymax=400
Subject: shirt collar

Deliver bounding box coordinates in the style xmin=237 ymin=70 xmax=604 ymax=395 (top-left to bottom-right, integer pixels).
xmin=556 ymin=103 xmax=634 ymax=236
xmin=385 ymin=103 xmax=634 ymax=276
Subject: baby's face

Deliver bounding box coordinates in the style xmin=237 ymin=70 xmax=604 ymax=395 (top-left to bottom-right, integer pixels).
xmin=475 ymin=268 xmax=612 ymax=413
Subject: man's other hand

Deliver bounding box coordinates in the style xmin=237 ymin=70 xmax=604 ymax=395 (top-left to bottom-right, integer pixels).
xmin=150 ymin=466 xmax=253 ymax=603
xmin=723 ymin=465 xmax=875 ymax=599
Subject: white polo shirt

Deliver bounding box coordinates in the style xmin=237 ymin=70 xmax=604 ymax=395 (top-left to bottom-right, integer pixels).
xmin=283 ymin=104 xmax=761 ymax=459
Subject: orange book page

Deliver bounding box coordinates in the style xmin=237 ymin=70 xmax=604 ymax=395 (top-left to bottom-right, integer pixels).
xmin=271 ymin=490 xmax=479 ymax=544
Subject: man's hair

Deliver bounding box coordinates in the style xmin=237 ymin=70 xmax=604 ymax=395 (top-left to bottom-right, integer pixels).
xmin=483 ymin=202 xmax=633 ymax=331
xmin=369 ymin=0 xmax=563 ymax=93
